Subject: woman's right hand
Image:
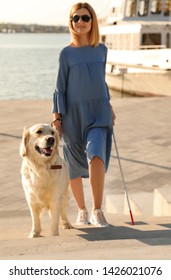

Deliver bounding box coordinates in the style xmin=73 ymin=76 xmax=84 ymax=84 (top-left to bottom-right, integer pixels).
xmin=51 ymin=116 xmax=63 ymax=138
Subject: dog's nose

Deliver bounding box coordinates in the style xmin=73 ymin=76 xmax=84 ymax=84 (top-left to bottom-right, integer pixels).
xmin=47 ymin=137 xmax=54 ymax=146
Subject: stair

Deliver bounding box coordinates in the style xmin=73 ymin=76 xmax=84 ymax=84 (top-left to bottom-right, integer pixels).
xmin=153 ymin=185 xmax=171 ymax=216
xmin=105 ymin=185 xmax=171 ymax=216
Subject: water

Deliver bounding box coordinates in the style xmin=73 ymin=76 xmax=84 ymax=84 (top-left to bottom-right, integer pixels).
xmin=0 ymin=33 xmax=70 ymax=100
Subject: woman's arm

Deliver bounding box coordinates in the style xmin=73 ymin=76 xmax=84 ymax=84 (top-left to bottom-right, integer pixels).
xmin=52 ymin=49 xmax=68 ymax=116
xmin=52 ymin=50 xmax=68 ymax=134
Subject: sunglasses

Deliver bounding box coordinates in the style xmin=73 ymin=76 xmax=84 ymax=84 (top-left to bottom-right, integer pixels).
xmin=71 ymin=15 xmax=91 ymax=23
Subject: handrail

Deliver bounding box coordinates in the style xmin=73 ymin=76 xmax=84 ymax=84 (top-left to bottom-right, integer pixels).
xmin=106 ymin=61 xmax=169 ymax=71
xmin=139 ymin=45 xmax=166 ymax=50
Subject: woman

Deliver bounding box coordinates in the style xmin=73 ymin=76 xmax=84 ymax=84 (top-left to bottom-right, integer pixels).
xmin=52 ymin=2 xmax=115 ymax=227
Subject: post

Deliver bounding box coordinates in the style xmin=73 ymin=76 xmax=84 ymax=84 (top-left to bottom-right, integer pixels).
xmin=119 ymin=68 xmax=127 ymax=98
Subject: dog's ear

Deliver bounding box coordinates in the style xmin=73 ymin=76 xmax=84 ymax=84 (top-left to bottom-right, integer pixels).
xmin=20 ymin=128 xmax=30 ymax=157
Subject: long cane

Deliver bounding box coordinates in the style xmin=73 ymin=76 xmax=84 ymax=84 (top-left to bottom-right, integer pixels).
xmin=113 ymin=131 xmax=135 ymax=225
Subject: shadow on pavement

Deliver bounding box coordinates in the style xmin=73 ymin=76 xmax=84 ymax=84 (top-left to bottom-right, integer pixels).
xmin=76 ymin=222 xmax=171 ymax=247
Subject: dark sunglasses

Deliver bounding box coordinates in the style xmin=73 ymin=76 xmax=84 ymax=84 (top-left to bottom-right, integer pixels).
xmin=71 ymin=14 xmax=91 ymax=23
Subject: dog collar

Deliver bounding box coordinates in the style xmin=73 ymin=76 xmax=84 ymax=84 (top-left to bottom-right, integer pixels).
xmin=50 ymin=165 xmax=62 ymax=169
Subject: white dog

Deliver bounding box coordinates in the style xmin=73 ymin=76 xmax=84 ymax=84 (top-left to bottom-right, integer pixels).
xmin=20 ymin=123 xmax=72 ymax=238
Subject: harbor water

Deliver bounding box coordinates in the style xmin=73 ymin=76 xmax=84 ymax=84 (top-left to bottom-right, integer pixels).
xmin=0 ymin=33 xmax=70 ymax=100
xmin=0 ymin=33 xmax=125 ymax=100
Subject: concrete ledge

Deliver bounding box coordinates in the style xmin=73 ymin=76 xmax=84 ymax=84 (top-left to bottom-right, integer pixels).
xmin=106 ymin=192 xmax=154 ymax=216
xmin=153 ymin=185 xmax=171 ymax=216
xmin=106 ymin=194 xmax=124 ymax=214
xmin=125 ymin=192 xmax=154 ymax=216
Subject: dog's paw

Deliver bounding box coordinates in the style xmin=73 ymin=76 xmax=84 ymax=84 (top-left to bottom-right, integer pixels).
xmin=52 ymin=231 xmax=59 ymax=236
xmin=29 ymin=231 xmax=41 ymax=238
xmin=63 ymin=222 xmax=73 ymax=229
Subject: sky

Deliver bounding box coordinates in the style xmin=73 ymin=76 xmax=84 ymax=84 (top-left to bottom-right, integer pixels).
xmin=0 ymin=0 xmax=114 ymax=26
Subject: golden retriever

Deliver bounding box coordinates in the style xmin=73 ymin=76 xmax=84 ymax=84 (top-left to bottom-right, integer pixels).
xmin=20 ymin=123 xmax=72 ymax=238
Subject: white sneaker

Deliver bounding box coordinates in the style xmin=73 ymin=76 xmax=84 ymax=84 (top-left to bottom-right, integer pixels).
xmin=90 ymin=209 xmax=109 ymax=227
xmin=76 ymin=209 xmax=89 ymax=225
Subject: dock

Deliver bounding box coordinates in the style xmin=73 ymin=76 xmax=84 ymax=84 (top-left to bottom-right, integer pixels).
xmin=0 ymin=97 xmax=171 ymax=260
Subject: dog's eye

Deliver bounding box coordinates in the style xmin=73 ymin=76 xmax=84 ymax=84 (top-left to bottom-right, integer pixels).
xmin=51 ymin=131 xmax=54 ymax=135
xmin=36 ymin=130 xmax=42 ymax=134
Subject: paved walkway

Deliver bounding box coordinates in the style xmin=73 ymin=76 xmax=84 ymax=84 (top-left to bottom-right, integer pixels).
xmin=0 ymin=97 xmax=171 ymax=260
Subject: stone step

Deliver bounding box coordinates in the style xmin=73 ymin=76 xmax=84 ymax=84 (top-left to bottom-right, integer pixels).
xmin=1 ymin=212 xmax=171 ymax=260
xmin=106 ymin=193 xmax=124 ymax=214
xmin=105 ymin=185 xmax=171 ymax=216
xmin=124 ymin=191 xmax=154 ymax=216
xmin=106 ymin=192 xmax=153 ymax=216
xmin=153 ymin=184 xmax=171 ymax=216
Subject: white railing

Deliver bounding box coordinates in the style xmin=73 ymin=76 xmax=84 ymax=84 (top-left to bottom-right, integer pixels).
xmin=139 ymin=45 xmax=166 ymax=50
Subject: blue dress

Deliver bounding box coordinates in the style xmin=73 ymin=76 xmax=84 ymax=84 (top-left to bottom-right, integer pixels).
xmin=52 ymin=44 xmax=113 ymax=179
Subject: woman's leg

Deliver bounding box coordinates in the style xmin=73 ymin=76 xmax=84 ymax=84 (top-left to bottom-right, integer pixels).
xmin=89 ymin=156 xmax=105 ymax=210
xmin=70 ymin=177 xmax=86 ymax=210
xmin=86 ymin=128 xmax=109 ymax=227
xmin=70 ymin=177 xmax=89 ymax=225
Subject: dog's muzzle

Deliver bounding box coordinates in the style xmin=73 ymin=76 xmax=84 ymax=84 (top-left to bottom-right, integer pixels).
xmin=35 ymin=137 xmax=55 ymax=157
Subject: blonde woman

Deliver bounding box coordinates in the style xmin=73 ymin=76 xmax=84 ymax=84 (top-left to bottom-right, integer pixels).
xmin=52 ymin=2 xmax=115 ymax=227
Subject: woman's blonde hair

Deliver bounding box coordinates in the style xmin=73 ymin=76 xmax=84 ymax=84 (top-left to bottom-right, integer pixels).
xmin=68 ymin=2 xmax=100 ymax=47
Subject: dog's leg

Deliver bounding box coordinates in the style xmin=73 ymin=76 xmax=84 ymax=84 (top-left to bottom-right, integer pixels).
xmin=29 ymin=204 xmax=41 ymax=238
xmin=49 ymin=199 xmax=62 ymax=236
xmin=61 ymin=189 xmax=73 ymax=229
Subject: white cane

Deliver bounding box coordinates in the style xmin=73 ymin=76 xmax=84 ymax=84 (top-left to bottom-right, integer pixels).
xmin=113 ymin=131 xmax=135 ymax=225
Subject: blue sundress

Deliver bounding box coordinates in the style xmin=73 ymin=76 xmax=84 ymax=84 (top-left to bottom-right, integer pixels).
xmin=52 ymin=43 xmax=113 ymax=179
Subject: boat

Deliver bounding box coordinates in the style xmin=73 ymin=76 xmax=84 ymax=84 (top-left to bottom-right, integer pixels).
xmin=99 ymin=0 xmax=171 ymax=97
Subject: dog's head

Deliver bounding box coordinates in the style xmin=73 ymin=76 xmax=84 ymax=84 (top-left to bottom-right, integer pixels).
xmin=20 ymin=124 xmax=59 ymax=160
